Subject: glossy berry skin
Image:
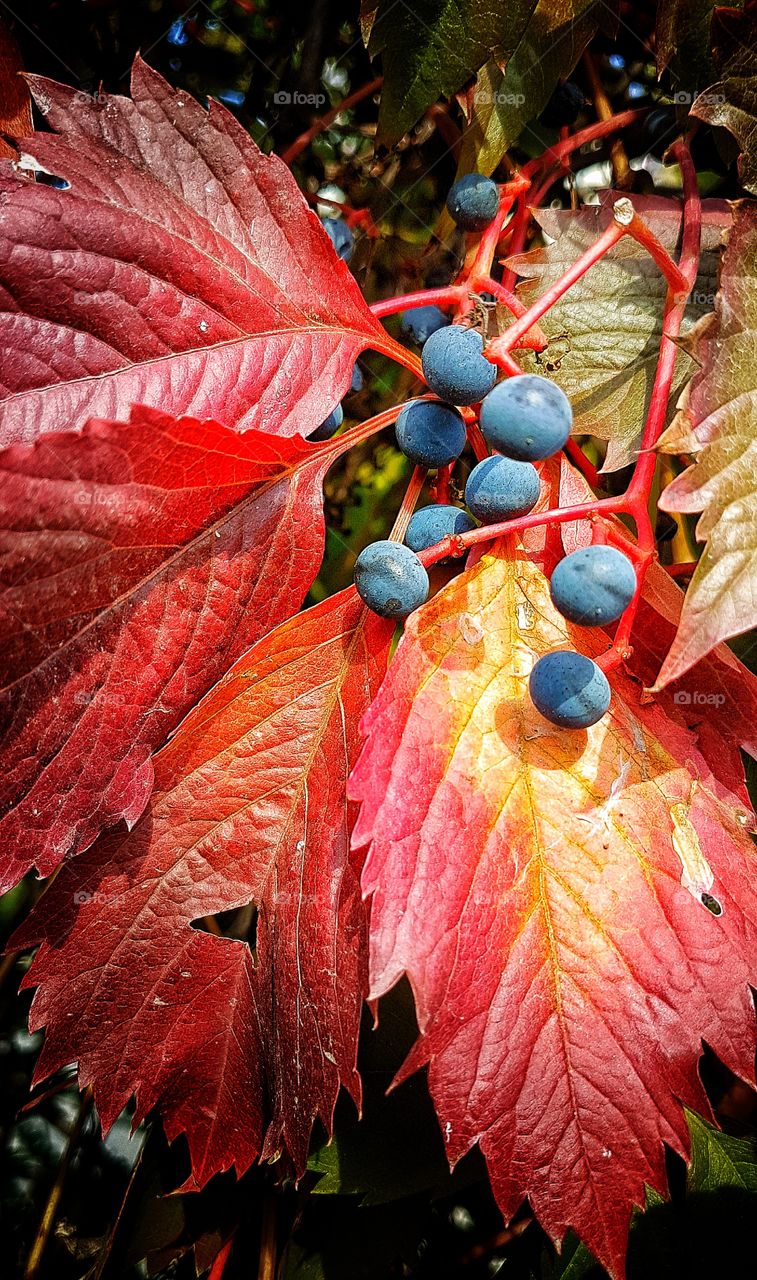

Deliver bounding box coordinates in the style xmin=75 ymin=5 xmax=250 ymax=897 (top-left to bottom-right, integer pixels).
xmin=405 ymin=504 xmax=476 ymax=553
xmin=643 ymin=108 xmax=676 ymax=159
xmin=550 ymin=546 xmax=637 ymax=626
xmin=480 ymin=374 xmax=573 ymax=461
xmin=529 ymin=650 xmax=611 ymax=729
xmin=354 ymin=541 xmax=429 ymax=619
xmin=464 ymin=455 xmax=540 ymax=523
xmin=400 ymin=305 xmax=450 ymax=345
xmin=446 ymin=173 xmax=499 ymax=231
xmin=310 ymin=403 xmax=343 ymax=441
xmin=322 ymin=217 xmax=354 ymax=261
xmin=395 ymin=400 xmax=467 ymax=467
xmin=422 ymin=327 xmax=497 ymax=406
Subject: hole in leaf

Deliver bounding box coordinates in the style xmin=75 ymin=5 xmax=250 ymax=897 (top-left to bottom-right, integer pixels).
xmin=700 ymin=891 xmax=723 ymax=917
xmin=191 ymin=902 xmax=258 ymax=953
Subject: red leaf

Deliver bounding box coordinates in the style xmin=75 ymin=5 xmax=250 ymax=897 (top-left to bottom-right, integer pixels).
xmin=0 ymin=405 xmax=332 ymax=891
xmin=0 ymin=19 xmax=32 ymax=159
xmin=629 ymin=562 xmax=757 ymax=806
xmin=558 ymin=454 xmax=757 ymax=804
xmin=13 ymin=588 xmax=393 ymax=1183
xmin=0 ymin=56 xmax=396 ymax=447
xmin=349 ymin=537 xmax=757 ymax=1278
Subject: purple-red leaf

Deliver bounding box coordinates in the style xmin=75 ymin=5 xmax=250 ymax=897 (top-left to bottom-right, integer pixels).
xmin=0 ymin=405 xmax=332 ymax=891
xmin=0 ymin=56 xmax=397 ymax=447
xmin=13 ymin=589 xmax=393 ymax=1183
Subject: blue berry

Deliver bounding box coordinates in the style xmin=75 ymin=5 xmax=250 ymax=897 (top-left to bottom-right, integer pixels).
xmin=395 ymin=400 xmax=467 ymax=467
xmin=529 ymin=651 xmax=611 ymax=729
xmin=350 ymin=363 xmax=364 ymax=392
xmin=422 ymin=327 xmax=496 ymax=406
xmin=540 ymin=81 xmax=586 ymax=130
xmin=310 ymin=403 xmax=344 ymax=441
xmin=480 ymin=374 xmax=573 ymax=461
xmin=354 ymin=541 xmax=429 ymax=618
xmin=446 ymin=173 xmax=499 ymax=231
xmin=464 ymin=455 xmax=540 ymax=522
xmin=405 ymin=504 xmax=476 ymax=553
xmin=550 ymin=546 xmax=637 ymax=626
xmin=322 ymin=217 xmax=354 ymax=262
xmin=400 ymin=306 xmax=451 ymax=345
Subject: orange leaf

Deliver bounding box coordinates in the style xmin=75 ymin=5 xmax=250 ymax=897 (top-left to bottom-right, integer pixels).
xmin=350 ymin=535 xmax=757 ymax=1278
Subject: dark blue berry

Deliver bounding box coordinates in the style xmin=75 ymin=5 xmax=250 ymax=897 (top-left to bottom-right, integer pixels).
xmin=395 ymin=400 xmax=467 ymax=467
xmin=446 ymin=173 xmax=499 ymax=231
xmin=322 ymin=217 xmax=354 ymax=262
xmin=464 ymin=455 xmax=540 ymax=522
xmin=643 ymin=108 xmax=677 ymax=159
xmin=310 ymin=403 xmax=344 ymax=441
xmin=540 ymin=82 xmax=586 ymax=130
xmin=354 ymin=541 xmax=429 ymax=618
xmin=422 ymin=327 xmax=496 ymax=406
xmin=480 ymin=374 xmax=572 ymax=461
xmin=550 ymin=546 xmax=637 ymax=626
xmin=350 ymin=363 xmax=364 ymax=392
xmin=529 ymin=650 xmax=611 ymax=729
xmin=405 ymin=504 xmax=476 ymax=553
xmin=400 ymin=306 xmax=451 ymax=345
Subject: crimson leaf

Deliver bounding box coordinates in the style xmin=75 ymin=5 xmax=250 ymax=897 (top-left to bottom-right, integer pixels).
xmin=0 ymin=405 xmax=333 ymax=891
xmin=13 ymin=588 xmax=393 ymax=1182
xmin=0 ymin=57 xmax=399 ymax=447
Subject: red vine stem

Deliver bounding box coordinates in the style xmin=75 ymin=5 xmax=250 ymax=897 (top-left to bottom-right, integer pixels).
xmin=501 ymin=166 xmax=566 ymax=292
xmin=487 ymin=216 xmax=626 ymax=362
xmin=465 ymin=176 xmax=530 ymax=279
xmin=488 ymin=198 xmax=690 ymax=364
xmin=414 ymin=142 xmax=701 ymax=674
xmin=370 ymin=286 xmax=465 ymax=318
xmin=605 ymin=139 xmax=701 ymax=665
xmin=353 ymin=125 xmax=699 ymax=682
xmin=280 ymin=76 xmax=384 ymax=165
xmin=370 ymin=283 xmax=546 ymax=348
xmin=519 ymin=108 xmax=647 ymax=180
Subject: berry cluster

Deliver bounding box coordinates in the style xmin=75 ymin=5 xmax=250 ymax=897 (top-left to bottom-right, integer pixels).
xmin=321 ymin=174 xmax=641 ymax=732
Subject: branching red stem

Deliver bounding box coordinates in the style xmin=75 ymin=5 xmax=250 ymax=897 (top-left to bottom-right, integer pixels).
xmin=370 ymin=286 xmax=465 ymax=318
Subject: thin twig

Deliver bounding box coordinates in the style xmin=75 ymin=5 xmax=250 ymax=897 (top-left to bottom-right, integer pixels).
xmin=582 ymin=50 xmax=632 ymax=188
xmin=24 ymin=1087 xmax=93 ymax=1280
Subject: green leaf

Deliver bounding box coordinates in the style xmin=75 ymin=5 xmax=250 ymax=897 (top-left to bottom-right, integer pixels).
xmin=455 ymin=0 xmax=601 ymax=178
xmin=308 ymin=983 xmax=483 ymax=1204
xmin=687 ymin=1111 xmax=757 ymax=1193
xmin=508 ymin=194 xmax=732 ymax=470
xmin=545 ymin=1114 xmax=757 ymax=1278
xmin=363 ymin=0 xmax=538 ymax=145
